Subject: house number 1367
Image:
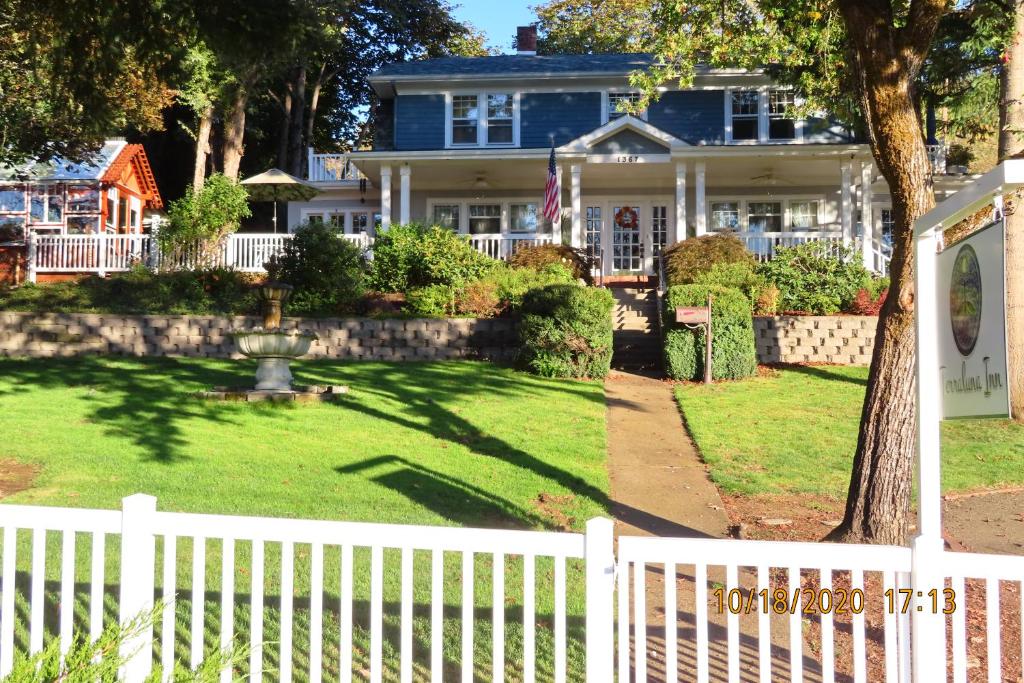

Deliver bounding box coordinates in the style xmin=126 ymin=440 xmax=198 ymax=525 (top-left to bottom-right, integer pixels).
xmin=616 ymin=155 xmax=640 ymax=163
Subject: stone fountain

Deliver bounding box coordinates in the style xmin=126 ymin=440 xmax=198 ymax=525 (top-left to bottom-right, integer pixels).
xmin=233 ymin=282 xmax=316 ymax=391
xmin=198 ymin=282 xmax=346 ymax=402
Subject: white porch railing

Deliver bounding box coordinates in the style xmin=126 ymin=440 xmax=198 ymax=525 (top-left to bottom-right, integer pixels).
xmin=307 ymin=149 xmax=364 ymax=183
xmin=927 ymin=142 xmax=948 ymax=175
xmin=2 ymin=496 xmax=1021 ymax=682
xmin=27 ymin=233 xmax=554 ymax=281
xmin=732 ymin=230 xmax=846 ymax=263
xmin=469 ymin=234 xmax=555 ymax=260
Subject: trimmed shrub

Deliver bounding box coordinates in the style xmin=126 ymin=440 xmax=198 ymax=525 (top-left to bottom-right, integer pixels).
xmin=406 ymin=284 xmax=457 ymax=317
xmin=456 ymin=279 xmax=502 ymax=317
xmin=757 ymin=242 xmax=870 ymax=314
xmin=519 ymin=284 xmax=614 ymax=379
xmin=662 ymin=233 xmax=754 ymax=286
xmin=265 ymin=221 xmax=366 ymax=315
xmin=507 ymin=243 xmax=593 ymax=284
xmin=481 ymin=263 xmax=576 ymax=313
xmin=369 ymin=223 xmax=497 ymax=292
xmin=692 ymin=262 xmax=767 ymax=311
xmin=663 ymin=285 xmax=757 ymax=381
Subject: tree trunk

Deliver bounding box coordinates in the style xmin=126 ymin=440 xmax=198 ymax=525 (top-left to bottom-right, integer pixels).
xmin=826 ymin=0 xmax=946 ymax=545
xmin=1000 ymin=0 xmax=1024 ymax=421
xmin=304 ymin=63 xmax=328 ymax=158
xmin=222 ymin=84 xmax=249 ymax=180
xmin=276 ymin=84 xmax=293 ymax=170
xmin=287 ymin=65 xmax=307 ymax=177
xmin=192 ymin=104 xmax=214 ymax=191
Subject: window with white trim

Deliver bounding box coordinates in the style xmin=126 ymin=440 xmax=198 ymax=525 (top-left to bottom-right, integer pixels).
xmin=448 ymin=93 xmax=518 ymax=147
xmin=432 ymin=204 xmax=460 ymax=230
xmin=352 ymin=212 xmax=369 ymax=233
xmin=789 ymin=200 xmax=819 ymax=229
xmin=768 ymin=91 xmax=796 ymax=140
xmin=710 ymin=201 xmax=741 ymax=231
xmin=451 ymin=95 xmax=479 ymax=145
xmin=468 ymin=204 xmax=501 ymax=234
xmin=747 ymin=202 xmax=783 ymax=232
xmin=0 ymin=186 xmax=25 ymax=213
xmin=880 ymin=208 xmax=895 ymax=243
xmin=607 ymin=92 xmax=646 ymax=121
xmin=730 ymin=91 xmax=760 ymax=141
xmin=652 ymin=205 xmax=668 ymax=254
xmin=509 ymin=203 xmax=538 ymax=233
xmin=30 ymin=185 xmax=63 ymax=225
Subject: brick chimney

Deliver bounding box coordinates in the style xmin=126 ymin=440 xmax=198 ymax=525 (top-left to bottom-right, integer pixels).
xmin=516 ymin=26 xmax=537 ymax=55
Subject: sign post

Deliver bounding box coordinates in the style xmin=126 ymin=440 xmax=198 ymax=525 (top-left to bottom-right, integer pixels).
xmin=675 ymin=295 xmax=713 ymax=384
xmin=911 ymin=160 xmax=1024 ymax=682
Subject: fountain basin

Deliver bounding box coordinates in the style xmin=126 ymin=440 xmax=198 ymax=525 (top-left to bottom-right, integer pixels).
xmin=232 ymin=329 xmax=318 ymax=391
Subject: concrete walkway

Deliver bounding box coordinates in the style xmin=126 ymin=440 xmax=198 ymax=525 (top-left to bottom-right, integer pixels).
xmin=605 ymin=371 xmax=821 ymax=682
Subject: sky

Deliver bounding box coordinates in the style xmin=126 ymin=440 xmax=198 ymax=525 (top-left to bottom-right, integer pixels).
xmin=450 ymin=0 xmax=538 ymax=54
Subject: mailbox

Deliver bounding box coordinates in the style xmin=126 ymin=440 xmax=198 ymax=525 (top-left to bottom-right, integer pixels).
xmin=675 ymin=307 xmax=710 ymax=325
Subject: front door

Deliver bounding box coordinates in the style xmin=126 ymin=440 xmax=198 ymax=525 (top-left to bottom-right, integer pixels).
xmin=611 ymin=205 xmax=643 ymax=272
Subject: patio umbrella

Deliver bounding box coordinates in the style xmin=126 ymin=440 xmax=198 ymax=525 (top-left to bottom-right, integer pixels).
xmin=240 ymin=168 xmax=319 ymax=233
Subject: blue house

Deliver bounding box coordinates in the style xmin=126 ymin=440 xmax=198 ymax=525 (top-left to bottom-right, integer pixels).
xmin=291 ymin=26 xmax=973 ymax=278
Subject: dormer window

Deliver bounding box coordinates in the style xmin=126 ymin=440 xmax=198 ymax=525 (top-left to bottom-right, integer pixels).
xmin=726 ymin=89 xmax=803 ymax=143
xmin=446 ymin=92 xmax=520 ymax=147
xmin=605 ymin=92 xmax=646 ymax=122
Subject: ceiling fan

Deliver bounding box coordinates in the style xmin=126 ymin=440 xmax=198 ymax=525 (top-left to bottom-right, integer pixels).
xmin=453 ymin=172 xmax=491 ymax=190
xmin=749 ymin=169 xmax=795 ymax=187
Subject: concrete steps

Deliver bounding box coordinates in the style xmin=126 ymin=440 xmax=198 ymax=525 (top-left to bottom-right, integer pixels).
xmin=610 ymin=287 xmax=662 ymax=371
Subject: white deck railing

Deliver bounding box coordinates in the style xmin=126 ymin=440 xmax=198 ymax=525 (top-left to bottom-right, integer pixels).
xmin=1 ymin=496 xmax=1020 ymax=682
xmin=732 ymin=230 xmax=846 ymax=263
xmin=469 ymin=234 xmax=555 ymax=259
xmin=307 ymin=149 xmax=364 ymax=183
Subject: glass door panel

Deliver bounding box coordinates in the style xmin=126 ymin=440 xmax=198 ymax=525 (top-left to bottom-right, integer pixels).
xmin=612 ymin=205 xmax=642 ymax=272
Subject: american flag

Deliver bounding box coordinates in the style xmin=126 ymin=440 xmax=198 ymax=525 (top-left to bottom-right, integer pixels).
xmin=543 ymin=146 xmax=561 ymax=224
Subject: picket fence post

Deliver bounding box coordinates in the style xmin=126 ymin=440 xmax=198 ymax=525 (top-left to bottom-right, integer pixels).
xmin=25 ymin=232 xmax=37 ymax=284
xmin=97 ymin=231 xmax=107 ymax=278
xmin=119 ymin=494 xmax=157 ymax=682
xmin=584 ymin=517 xmax=615 ymax=683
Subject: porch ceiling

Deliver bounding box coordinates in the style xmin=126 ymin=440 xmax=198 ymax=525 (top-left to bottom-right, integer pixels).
xmin=351 ymin=151 xmax=860 ymax=192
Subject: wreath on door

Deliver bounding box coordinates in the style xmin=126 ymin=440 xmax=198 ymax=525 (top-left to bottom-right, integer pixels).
xmin=614 ymin=207 xmax=639 ymax=230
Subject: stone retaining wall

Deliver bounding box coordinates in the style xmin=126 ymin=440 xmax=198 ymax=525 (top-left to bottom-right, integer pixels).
xmin=754 ymin=315 xmax=878 ymax=365
xmin=0 ymin=312 xmax=518 ymax=361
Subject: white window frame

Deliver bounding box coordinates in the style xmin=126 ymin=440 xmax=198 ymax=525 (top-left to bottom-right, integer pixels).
xmin=706 ymin=196 xmax=827 ymax=232
xmin=426 ymin=198 xmax=542 ymax=235
xmin=299 ymin=208 xmax=382 ymax=234
xmin=724 ymin=88 xmax=805 ymax=144
xmin=444 ymin=92 xmax=521 ymax=149
xmin=602 ymin=90 xmax=648 ymax=124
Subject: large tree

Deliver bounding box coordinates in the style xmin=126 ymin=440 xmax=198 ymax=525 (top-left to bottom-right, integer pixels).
xmin=532 ymin=0 xmax=658 ymax=54
xmin=634 ymin=0 xmax=950 ymax=544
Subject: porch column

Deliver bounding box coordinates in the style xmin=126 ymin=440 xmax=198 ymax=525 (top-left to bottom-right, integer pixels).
xmin=570 ymin=163 xmax=582 ymax=248
xmin=399 ymin=165 xmax=411 ymax=225
xmin=840 ymin=160 xmax=853 ymax=247
xmin=694 ymin=161 xmax=707 ymax=237
xmin=380 ymin=165 xmax=392 ymax=230
xmin=674 ymin=161 xmax=687 ymax=244
xmin=860 ymin=162 xmax=875 ymax=270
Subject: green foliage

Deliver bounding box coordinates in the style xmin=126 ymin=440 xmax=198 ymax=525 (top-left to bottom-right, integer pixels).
xmin=0 ymin=267 xmax=258 ymax=315
xmin=265 ymin=221 xmax=366 ymax=315
xmin=507 ymin=243 xmax=592 ymax=284
xmin=2 ymin=605 xmax=244 ymax=682
xmin=756 ymin=242 xmax=870 ymax=314
xmin=533 ymin=0 xmax=658 ymax=54
xmin=692 ymin=262 xmax=769 ymax=312
xmin=369 ymin=224 xmax=497 ymax=292
xmin=662 ymin=233 xmax=755 ymax=286
xmin=406 ymin=284 xmax=457 ymax=317
xmin=518 ymin=285 xmax=614 ymax=379
xmin=160 ymin=174 xmax=251 ymax=265
xmin=663 ymin=285 xmax=757 ymax=381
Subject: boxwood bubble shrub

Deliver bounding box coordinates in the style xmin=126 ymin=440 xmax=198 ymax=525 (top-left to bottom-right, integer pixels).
xmin=518 ymin=284 xmax=615 ymax=379
xmin=662 ymin=232 xmax=755 ymax=286
xmin=663 ymin=284 xmax=757 ymax=381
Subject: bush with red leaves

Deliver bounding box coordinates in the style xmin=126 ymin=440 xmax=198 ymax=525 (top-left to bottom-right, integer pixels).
xmin=847 ymin=287 xmax=888 ymax=315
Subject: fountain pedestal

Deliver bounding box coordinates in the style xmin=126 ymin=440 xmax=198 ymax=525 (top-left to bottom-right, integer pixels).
xmin=255 ymin=357 xmax=294 ymax=391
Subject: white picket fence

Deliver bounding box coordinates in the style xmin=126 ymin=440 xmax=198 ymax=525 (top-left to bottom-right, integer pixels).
xmin=26 ymin=233 xmax=556 ymax=281
xmin=1 ymin=496 xmax=1022 ymax=682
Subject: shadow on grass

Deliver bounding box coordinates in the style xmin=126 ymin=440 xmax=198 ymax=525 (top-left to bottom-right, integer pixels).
xmin=783 ymin=364 xmax=869 ymax=388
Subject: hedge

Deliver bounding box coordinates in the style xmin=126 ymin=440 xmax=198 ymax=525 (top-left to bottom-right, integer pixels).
xmin=518 ymin=284 xmax=614 ymax=379
xmin=663 ymin=285 xmax=757 ymax=381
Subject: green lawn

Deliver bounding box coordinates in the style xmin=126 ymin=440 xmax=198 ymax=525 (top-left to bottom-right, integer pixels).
xmin=675 ymin=365 xmax=1024 ymax=498
xmin=0 ymin=357 xmax=608 ymax=681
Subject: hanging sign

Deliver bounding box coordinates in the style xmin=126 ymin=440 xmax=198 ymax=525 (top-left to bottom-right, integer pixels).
xmin=937 ymin=219 xmax=1011 ymax=419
